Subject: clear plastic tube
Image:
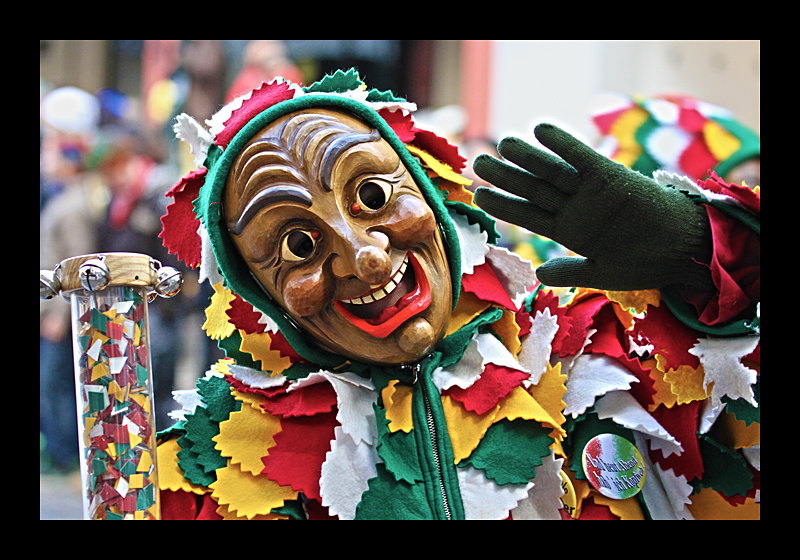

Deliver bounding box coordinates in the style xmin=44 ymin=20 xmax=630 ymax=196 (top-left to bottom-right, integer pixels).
xmin=70 ymin=285 xmax=160 ymax=520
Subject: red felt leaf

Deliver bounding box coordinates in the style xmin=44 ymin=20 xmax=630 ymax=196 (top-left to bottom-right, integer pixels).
xmin=529 ymin=289 xmax=573 ymax=357
xmin=215 ymin=81 xmax=296 ymax=148
xmin=226 ymin=374 xmax=288 ymax=399
xmin=410 ymin=129 xmax=466 ymax=173
xmin=583 ymin=304 xmax=625 ymax=359
xmin=630 ymin=304 xmax=701 ymax=371
xmin=579 ymin=496 xmax=620 ymax=520
xmin=259 ymin=381 xmax=337 ymax=418
xmin=617 ymin=353 xmax=657 ymax=410
xmin=515 ymin=308 xmax=533 ymax=337
xmin=461 ymin=262 xmax=517 ymax=311
xmin=261 ymin=411 xmax=339 ymax=501
xmin=648 ymin=400 xmax=704 ymax=481
xmin=159 ymin=170 xmax=205 ymax=268
xmin=559 ymin=292 xmax=610 ymax=358
xmin=226 ymin=294 xmax=266 ymax=334
xmin=700 ymin=171 xmax=760 ymax=214
xmin=379 ymin=108 xmax=416 ymax=143
xmin=269 ymin=330 xmax=306 ymax=364
xmin=445 ymin=363 xmax=530 ymax=416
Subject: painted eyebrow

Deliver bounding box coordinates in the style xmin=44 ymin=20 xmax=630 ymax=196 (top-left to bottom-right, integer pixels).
xmin=228 ymin=185 xmax=313 ymax=235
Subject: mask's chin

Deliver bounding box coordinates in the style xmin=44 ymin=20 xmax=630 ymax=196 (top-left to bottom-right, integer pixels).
xmin=333 ymin=251 xmax=431 ymax=339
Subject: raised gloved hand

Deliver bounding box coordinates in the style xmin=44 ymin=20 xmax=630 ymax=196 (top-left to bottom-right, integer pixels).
xmin=473 ymin=123 xmax=713 ymax=291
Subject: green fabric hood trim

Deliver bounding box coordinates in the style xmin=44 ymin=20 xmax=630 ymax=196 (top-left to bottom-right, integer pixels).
xmin=194 ymin=93 xmax=463 ymax=369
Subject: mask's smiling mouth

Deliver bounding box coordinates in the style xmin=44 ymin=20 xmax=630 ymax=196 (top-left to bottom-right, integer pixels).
xmin=334 ymin=252 xmax=431 ymax=338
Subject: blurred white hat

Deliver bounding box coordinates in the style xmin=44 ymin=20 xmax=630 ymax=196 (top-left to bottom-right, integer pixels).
xmin=41 ymin=86 xmax=100 ymax=134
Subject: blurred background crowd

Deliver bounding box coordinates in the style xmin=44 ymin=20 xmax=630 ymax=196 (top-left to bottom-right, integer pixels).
xmin=39 ymin=39 xmax=759 ymax=517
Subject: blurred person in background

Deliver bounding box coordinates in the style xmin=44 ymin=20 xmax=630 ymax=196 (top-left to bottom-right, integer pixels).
xmin=91 ymin=119 xmax=188 ymax=431
xmin=39 ymin=86 xmax=103 ymax=473
xmin=225 ymin=40 xmax=304 ymax=102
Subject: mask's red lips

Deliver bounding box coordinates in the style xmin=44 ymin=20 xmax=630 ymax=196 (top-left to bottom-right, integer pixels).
xmin=334 ymin=252 xmax=431 ymax=338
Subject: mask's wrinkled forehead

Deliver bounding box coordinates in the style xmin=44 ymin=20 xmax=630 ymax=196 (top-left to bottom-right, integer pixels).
xmin=226 ymin=110 xmax=381 ymax=234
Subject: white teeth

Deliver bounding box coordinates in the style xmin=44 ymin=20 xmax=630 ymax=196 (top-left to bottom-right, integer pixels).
xmin=341 ymin=256 xmax=408 ymax=305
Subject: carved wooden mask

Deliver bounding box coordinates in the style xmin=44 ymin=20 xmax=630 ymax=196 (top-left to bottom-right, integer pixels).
xmin=223 ymin=108 xmax=453 ymax=365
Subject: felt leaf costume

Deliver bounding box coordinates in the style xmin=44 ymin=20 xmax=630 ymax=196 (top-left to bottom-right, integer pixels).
xmin=156 ymin=69 xmax=760 ymax=520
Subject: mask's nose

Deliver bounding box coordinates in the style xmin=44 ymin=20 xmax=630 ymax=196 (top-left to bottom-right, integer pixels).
xmin=331 ymin=230 xmax=392 ymax=286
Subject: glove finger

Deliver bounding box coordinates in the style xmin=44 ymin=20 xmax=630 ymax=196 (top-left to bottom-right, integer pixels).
xmin=535 ymin=256 xmax=599 ymax=288
xmin=534 ymin=123 xmax=605 ymax=175
xmin=473 ymin=187 xmax=556 ymax=238
xmin=473 ymin=154 xmax=567 ymax=213
xmin=497 ymin=136 xmax=579 ymax=194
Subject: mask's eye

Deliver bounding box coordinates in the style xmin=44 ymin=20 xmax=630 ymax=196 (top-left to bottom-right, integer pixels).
xmin=281 ymin=229 xmax=318 ymax=262
xmin=356 ymin=179 xmax=393 ymax=212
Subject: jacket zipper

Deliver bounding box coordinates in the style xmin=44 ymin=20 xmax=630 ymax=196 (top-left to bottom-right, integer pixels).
xmin=420 ymin=370 xmax=452 ymax=520
xmin=406 ymin=360 xmax=453 ymax=520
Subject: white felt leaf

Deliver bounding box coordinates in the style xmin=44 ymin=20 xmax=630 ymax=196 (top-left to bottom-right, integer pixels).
xmin=485 ymin=245 xmax=537 ymax=306
xmin=173 ymin=113 xmax=214 ymax=168
xmin=518 ymin=307 xmax=560 ymax=386
xmin=595 ymin=391 xmax=682 ymax=458
xmin=689 ymin=335 xmax=760 ymax=407
xmin=319 ymin=427 xmax=378 ymax=520
xmin=449 ymin=211 xmax=489 ymax=275
xmin=563 ymin=354 xmax=639 ymax=418
xmin=457 ymin=465 xmax=533 ymax=520
xmin=509 ymin=451 xmax=565 ymax=520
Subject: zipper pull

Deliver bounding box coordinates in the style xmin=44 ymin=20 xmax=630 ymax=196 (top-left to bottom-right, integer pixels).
xmin=396 ymin=362 xmax=420 ymax=384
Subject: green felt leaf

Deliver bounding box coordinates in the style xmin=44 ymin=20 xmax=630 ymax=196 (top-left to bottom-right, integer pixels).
xmin=374 ymin=404 xmax=423 ymax=484
xmin=696 ymin=433 xmax=754 ymax=498
xmin=460 ymin=419 xmax=554 ymax=485
xmin=722 ymin=378 xmax=760 ymax=427
xmin=355 ymin=463 xmax=434 ymax=520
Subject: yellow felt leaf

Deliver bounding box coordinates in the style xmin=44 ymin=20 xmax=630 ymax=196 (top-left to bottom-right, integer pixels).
xmin=703 ymin=120 xmax=741 ymax=161
xmin=156 ymin=437 xmax=208 ymax=495
xmin=203 ymin=282 xmax=236 ymax=340
xmin=526 ymin=362 xmax=567 ymax=438
xmin=437 ymin=177 xmax=475 ymax=205
xmin=214 ymin=399 xmax=281 ymax=475
xmin=441 ymin=395 xmax=498 ymax=464
xmin=446 ymin=290 xmax=491 ymax=337
xmin=711 ymin=411 xmax=760 ymax=450
xmin=215 ymin=501 xmax=288 ymax=520
xmin=210 ymin=459 xmax=298 ymax=520
xmin=490 ymin=308 xmax=522 ymax=358
xmin=496 ymin=385 xmax=566 ymax=439
xmin=605 ymin=289 xmax=661 ymax=315
xmin=643 ymin=357 xmax=678 ymax=411
xmin=687 ymin=486 xmax=760 ymax=520
xmin=239 ymin=330 xmax=293 ymax=374
xmin=592 ymin=492 xmax=645 ymax=520
xmin=657 ymin=355 xmax=709 ymax=405
xmin=406 ymin=144 xmax=473 ymax=187
xmin=382 ymin=380 xmax=414 ymax=433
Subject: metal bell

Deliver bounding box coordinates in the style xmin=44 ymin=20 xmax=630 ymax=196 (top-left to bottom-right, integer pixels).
xmin=79 ymin=258 xmax=111 ymax=292
xmin=154 ymin=266 xmax=183 ymax=298
xmin=40 ymin=269 xmax=61 ymax=300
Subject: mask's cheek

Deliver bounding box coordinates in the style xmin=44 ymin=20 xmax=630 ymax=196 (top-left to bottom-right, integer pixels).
xmin=381 ymin=195 xmax=437 ymax=249
xmin=281 ymin=266 xmax=332 ymax=318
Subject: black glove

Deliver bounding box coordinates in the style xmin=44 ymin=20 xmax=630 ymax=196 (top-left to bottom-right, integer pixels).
xmin=473 ymin=123 xmax=713 ymax=291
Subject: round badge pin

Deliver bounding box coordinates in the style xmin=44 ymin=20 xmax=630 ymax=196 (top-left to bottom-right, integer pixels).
xmin=559 ymin=470 xmax=578 ymax=519
xmin=582 ymin=433 xmax=646 ymax=500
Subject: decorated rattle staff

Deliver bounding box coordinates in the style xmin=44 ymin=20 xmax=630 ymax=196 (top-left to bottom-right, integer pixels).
xmin=40 ymin=253 xmax=182 ymax=520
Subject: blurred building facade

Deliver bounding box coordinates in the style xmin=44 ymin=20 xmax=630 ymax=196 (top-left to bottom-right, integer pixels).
xmin=41 ymin=39 xmax=759 ymax=148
